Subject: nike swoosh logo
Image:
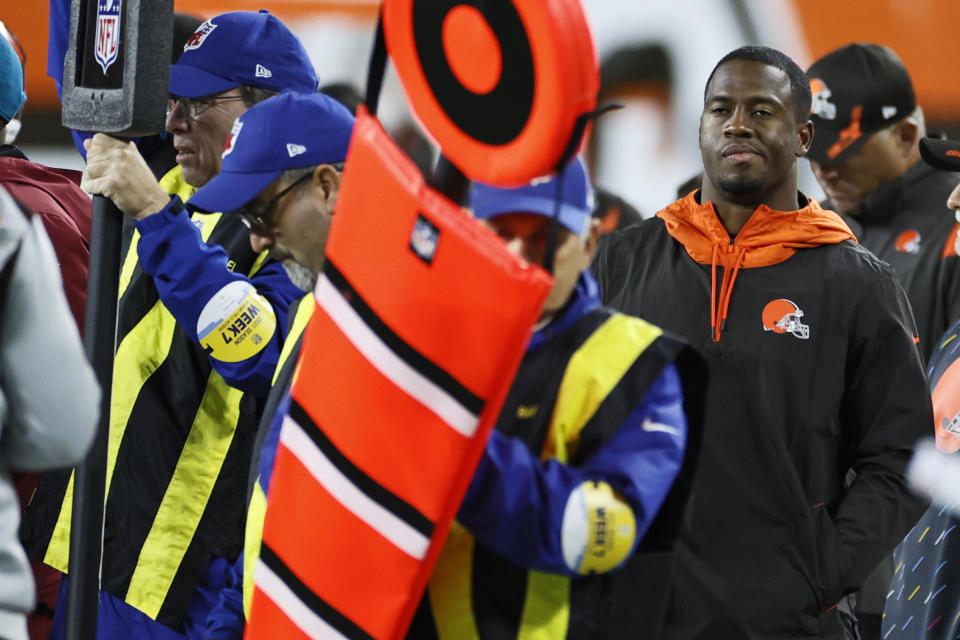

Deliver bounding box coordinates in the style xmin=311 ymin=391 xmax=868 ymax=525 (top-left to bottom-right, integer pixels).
xmin=642 ymin=417 xmax=682 ymax=438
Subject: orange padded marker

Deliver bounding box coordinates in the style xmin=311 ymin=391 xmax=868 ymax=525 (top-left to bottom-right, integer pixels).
xmin=245 ymin=108 xmax=552 ymax=640
xmin=383 ymin=0 xmax=599 ymax=186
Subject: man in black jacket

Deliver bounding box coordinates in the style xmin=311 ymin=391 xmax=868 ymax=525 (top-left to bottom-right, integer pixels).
xmin=593 ymin=45 xmax=931 ymax=640
xmin=806 ymin=48 xmax=959 ymax=636
xmin=881 ymin=136 xmax=960 ymax=640
xmin=807 ymin=44 xmax=960 ymax=363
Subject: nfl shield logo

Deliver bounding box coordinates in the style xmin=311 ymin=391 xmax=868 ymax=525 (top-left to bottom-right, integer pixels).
xmin=184 ymin=20 xmax=217 ymax=52
xmin=95 ymin=0 xmax=122 ymax=74
xmin=222 ymin=120 xmax=243 ymax=158
xmin=410 ymin=215 xmax=440 ymax=265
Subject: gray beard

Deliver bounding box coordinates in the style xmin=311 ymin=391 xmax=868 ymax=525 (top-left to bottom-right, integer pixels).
xmin=283 ymin=260 xmax=318 ymax=293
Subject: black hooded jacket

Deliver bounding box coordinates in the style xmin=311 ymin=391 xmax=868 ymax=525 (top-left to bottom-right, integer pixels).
xmin=836 ymin=161 xmax=960 ymax=362
xmin=592 ymin=191 xmax=932 ymax=639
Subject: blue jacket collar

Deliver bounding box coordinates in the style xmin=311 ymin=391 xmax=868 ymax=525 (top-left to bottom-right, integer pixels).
xmin=527 ymin=270 xmax=601 ymax=352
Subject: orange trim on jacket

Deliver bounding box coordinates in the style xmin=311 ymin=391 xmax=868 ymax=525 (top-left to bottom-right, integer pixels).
xmin=657 ymin=191 xmax=856 ymax=342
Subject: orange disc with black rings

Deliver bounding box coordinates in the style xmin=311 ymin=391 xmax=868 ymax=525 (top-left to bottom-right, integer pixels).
xmin=383 ymin=0 xmax=599 ymax=186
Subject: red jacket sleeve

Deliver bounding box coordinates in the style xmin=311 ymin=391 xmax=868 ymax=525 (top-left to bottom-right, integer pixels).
xmin=0 ymin=160 xmax=91 ymax=328
xmin=34 ymin=205 xmax=90 ymax=328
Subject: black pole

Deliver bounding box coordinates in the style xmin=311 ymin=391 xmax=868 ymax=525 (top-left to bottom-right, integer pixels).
xmin=428 ymin=155 xmax=470 ymax=206
xmin=362 ymin=10 xmax=468 ymax=206
xmin=541 ymin=105 xmax=620 ymax=272
xmin=64 ymin=194 xmax=123 ymax=640
xmin=364 ymin=13 xmax=387 ymax=117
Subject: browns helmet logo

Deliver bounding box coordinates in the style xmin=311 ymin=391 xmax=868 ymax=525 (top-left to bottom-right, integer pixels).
xmin=762 ymin=299 xmax=809 ymax=340
xmin=809 ymin=78 xmax=836 ymax=121
xmin=895 ymin=229 xmax=921 ymax=254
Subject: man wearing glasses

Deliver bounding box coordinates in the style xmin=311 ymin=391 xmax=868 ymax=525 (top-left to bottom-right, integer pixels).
xmin=22 ymin=11 xmax=319 ymax=640
xmin=176 ymin=92 xmax=354 ymax=637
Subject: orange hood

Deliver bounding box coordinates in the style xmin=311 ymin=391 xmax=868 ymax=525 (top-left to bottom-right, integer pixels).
xmin=656 ymin=191 xmax=856 ymax=341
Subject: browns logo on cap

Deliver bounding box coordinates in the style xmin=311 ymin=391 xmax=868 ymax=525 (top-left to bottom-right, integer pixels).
xmin=806 ymin=44 xmax=916 ymax=165
xmin=809 ymin=78 xmax=837 ymax=121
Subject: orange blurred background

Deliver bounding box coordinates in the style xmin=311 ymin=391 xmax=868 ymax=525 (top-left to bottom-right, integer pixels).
xmin=793 ymin=0 xmax=960 ymax=123
xmin=3 ymin=1 xmax=379 ymax=109
xmin=5 ymin=0 xmax=958 ymax=118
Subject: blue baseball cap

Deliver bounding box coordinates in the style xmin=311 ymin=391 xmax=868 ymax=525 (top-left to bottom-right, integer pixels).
xmin=189 ymin=93 xmax=355 ymax=213
xmin=0 ymin=35 xmax=25 ymax=123
xmin=170 ymin=10 xmax=318 ymax=98
xmin=470 ymin=157 xmax=595 ymax=235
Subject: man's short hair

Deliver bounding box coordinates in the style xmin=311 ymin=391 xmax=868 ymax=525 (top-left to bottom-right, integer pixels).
xmin=239 ymin=85 xmax=278 ymax=108
xmin=704 ymin=46 xmax=812 ymax=123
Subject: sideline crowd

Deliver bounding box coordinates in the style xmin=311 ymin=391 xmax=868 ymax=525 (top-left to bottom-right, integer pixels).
xmin=0 ymin=8 xmax=957 ymax=640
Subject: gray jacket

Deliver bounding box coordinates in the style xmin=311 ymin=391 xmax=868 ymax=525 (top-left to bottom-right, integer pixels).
xmin=0 ymin=186 xmax=98 ymax=638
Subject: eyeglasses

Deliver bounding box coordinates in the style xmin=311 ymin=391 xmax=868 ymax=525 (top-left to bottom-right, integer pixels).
xmin=167 ymin=94 xmax=246 ymax=120
xmin=237 ymin=172 xmax=313 ymax=230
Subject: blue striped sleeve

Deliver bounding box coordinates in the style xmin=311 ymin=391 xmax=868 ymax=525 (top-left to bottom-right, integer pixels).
xmin=457 ymin=363 xmax=687 ymax=575
xmin=135 ymin=197 xmax=302 ymax=395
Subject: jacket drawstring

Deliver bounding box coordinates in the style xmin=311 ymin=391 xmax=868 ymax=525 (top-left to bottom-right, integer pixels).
xmin=710 ymin=244 xmax=719 ymax=337
xmin=711 ymin=244 xmax=747 ymax=342
xmin=717 ymin=246 xmax=746 ymax=341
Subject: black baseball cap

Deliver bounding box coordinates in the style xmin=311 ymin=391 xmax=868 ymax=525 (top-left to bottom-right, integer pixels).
xmin=920 ymin=137 xmax=960 ymax=172
xmin=806 ymin=43 xmax=916 ymax=164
